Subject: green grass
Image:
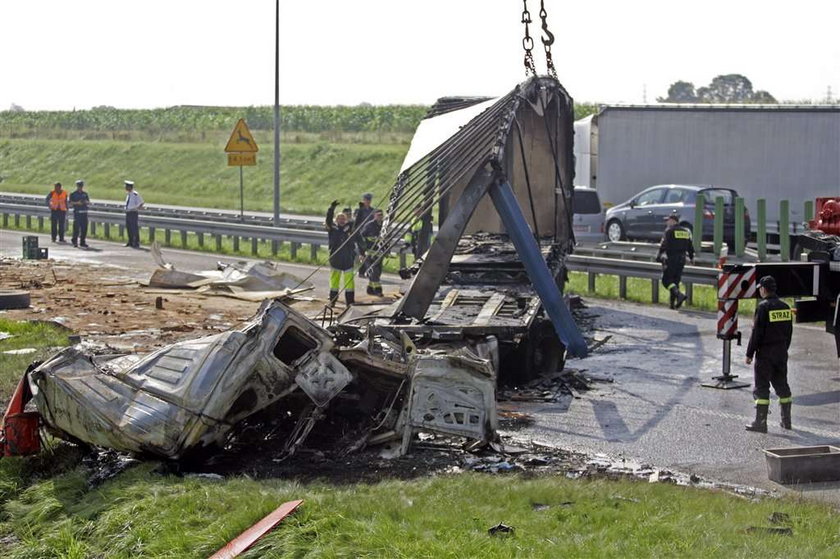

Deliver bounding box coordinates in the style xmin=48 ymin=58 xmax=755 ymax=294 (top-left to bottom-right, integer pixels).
xmin=0 ymin=462 xmax=836 ymax=558
xmin=0 ymin=139 xmax=407 ymax=216
xmin=0 ymin=319 xmax=70 ymax=397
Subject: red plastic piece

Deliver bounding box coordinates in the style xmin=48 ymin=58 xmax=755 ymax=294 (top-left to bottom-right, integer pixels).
xmin=810 ymin=198 xmax=840 ymax=236
xmin=1 ymin=376 xmax=40 ymax=457
xmin=208 ymin=499 xmax=304 ymax=559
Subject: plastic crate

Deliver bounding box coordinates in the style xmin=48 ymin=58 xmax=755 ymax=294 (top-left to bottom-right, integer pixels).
xmin=764 ymin=446 xmax=840 ymax=484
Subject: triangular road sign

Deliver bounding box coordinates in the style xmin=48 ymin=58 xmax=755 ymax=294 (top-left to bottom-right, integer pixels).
xmin=225 ymin=119 xmax=259 ymax=153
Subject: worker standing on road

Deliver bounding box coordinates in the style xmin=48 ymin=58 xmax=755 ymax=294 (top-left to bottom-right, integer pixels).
xmin=45 ymin=182 xmax=68 ymax=243
xmin=360 ymin=209 xmax=385 ymax=296
xmin=656 ymin=213 xmax=695 ymax=309
xmin=326 ymin=200 xmax=361 ymax=306
xmin=123 ymin=180 xmax=144 ymax=248
xmin=69 ymin=180 xmax=90 ymax=248
xmin=404 ymin=203 xmax=433 ymax=260
xmin=745 ymin=275 xmax=794 ymax=433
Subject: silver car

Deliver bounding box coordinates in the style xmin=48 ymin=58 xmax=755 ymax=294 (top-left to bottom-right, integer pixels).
xmin=572 ymin=187 xmax=605 ymax=244
xmin=604 ymin=184 xmax=750 ymax=244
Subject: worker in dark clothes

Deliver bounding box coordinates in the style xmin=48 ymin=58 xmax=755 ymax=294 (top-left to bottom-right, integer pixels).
xmin=404 ymin=203 xmax=433 ymax=260
xmin=326 ymin=200 xmax=361 ymax=306
xmin=46 ymin=182 xmax=68 ymax=243
xmin=745 ymin=275 xmax=794 ymax=432
xmin=656 ymin=214 xmax=695 ymax=309
xmin=69 ymin=179 xmax=91 ymax=248
xmin=354 ymin=192 xmax=375 ymax=231
xmin=360 ymin=209 xmax=384 ymax=296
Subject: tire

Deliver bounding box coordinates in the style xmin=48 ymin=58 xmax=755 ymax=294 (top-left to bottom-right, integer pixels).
xmin=0 ymin=289 xmax=30 ymax=310
xmin=606 ymin=220 xmax=626 ymax=242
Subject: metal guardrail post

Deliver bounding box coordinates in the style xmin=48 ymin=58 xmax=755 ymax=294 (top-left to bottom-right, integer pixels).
xmin=118 ymin=224 xmax=125 ymax=238
xmin=251 ymin=237 xmax=259 ymax=256
xmin=38 ymin=216 xmax=43 ymax=230
xmin=14 ymin=214 xmax=20 ymax=227
xmin=181 ymin=230 xmax=188 ymax=248
xmin=757 ymin=199 xmax=766 ymax=260
xmin=149 ymin=227 xmax=155 ymax=243
xmin=735 ymin=197 xmax=745 ymax=257
xmin=233 ymin=236 xmax=240 ymax=252
xmin=588 ymin=271 xmax=596 ymax=292
xmin=651 ymin=278 xmax=659 ymax=303
xmin=780 ymin=200 xmax=790 ymax=262
xmin=619 ymin=276 xmax=627 ymax=299
xmin=197 ymin=232 xmax=204 ymax=247
xmin=215 ymin=234 xmax=222 ymax=252
xmin=685 ymin=283 xmax=693 ymax=305
xmin=713 ymin=196 xmax=724 ymax=257
xmin=2 ymin=213 xmax=7 ymax=227
xmin=804 ymin=200 xmax=814 ymax=223
xmin=310 ymin=244 xmax=318 ymax=261
xmin=104 ymin=223 xmax=110 ymax=239
xmin=290 ymin=242 xmax=299 ymax=259
xmin=25 ymin=215 xmax=31 ymax=229
xmin=91 ymin=221 xmax=97 ymax=236
xmin=164 ymin=229 xmax=171 ymax=245
xmin=271 ymin=240 xmax=278 ymax=256
xmin=400 ymin=252 xmax=407 ymax=269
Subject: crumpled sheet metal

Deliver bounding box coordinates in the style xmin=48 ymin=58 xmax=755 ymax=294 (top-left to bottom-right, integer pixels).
xmin=27 ymin=301 xmax=351 ymax=459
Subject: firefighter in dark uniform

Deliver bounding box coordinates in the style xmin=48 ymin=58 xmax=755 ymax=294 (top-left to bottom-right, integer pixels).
xmin=326 ymin=200 xmax=362 ymax=306
xmin=656 ymin=214 xmax=695 ymax=309
xmin=360 ymin=209 xmax=384 ymax=296
xmin=745 ymin=275 xmax=794 ymax=432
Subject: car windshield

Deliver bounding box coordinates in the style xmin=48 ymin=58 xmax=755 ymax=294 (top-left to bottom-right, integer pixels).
xmin=573 ymin=190 xmax=601 ymax=214
xmin=697 ymin=189 xmax=735 ymax=205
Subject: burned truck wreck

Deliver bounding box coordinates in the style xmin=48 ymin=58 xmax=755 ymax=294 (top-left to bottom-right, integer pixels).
xmin=6 ymin=76 xmax=586 ymax=462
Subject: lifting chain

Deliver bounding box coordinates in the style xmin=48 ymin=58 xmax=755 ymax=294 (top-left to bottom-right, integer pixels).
xmin=521 ymin=0 xmax=536 ymax=77
xmin=539 ymin=0 xmax=557 ymax=79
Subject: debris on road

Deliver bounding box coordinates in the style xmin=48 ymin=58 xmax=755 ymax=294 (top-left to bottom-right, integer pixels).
xmin=209 ymin=499 xmax=304 ymax=559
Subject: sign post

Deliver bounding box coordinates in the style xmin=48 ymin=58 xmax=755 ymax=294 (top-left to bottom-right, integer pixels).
xmin=225 ymin=119 xmax=259 ymax=222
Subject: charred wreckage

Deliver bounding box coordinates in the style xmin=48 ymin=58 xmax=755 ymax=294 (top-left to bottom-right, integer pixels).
xmin=2 ymin=77 xmax=590 ymax=463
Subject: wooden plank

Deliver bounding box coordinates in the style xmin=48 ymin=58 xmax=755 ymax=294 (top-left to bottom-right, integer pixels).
xmin=209 ymin=499 xmax=303 ymax=559
xmin=426 ymin=289 xmax=460 ymax=323
xmin=473 ymin=292 xmax=507 ymax=326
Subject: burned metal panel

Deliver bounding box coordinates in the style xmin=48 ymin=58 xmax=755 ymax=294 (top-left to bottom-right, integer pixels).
xmin=28 ymin=301 xmax=351 ymax=459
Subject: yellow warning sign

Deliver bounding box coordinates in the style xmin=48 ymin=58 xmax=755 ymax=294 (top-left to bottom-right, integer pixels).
xmin=225 ymin=119 xmax=259 ymax=153
xmin=228 ymin=153 xmax=257 ymax=166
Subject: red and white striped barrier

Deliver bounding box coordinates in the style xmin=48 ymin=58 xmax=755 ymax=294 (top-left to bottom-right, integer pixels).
xmin=717 ymin=266 xmax=757 ymax=301
xmin=716 ymin=299 xmax=739 ymax=339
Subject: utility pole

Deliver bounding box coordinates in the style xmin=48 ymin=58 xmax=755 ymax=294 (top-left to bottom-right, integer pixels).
xmin=273 ymin=0 xmax=281 ymax=226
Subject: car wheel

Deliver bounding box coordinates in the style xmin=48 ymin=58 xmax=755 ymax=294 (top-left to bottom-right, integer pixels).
xmin=606 ymin=220 xmax=625 ymax=242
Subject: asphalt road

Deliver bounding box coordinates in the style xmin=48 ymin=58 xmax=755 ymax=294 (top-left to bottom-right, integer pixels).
xmin=3 ymin=227 xmax=839 ymax=503
xmin=512 ymin=298 xmax=840 ymax=504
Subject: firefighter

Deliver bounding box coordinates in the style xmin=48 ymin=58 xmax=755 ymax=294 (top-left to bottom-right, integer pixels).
xmin=656 ymin=213 xmax=695 ymax=309
xmin=326 ymin=200 xmax=361 ymax=306
xmin=745 ymin=275 xmax=794 ymax=433
xmin=404 ymin=204 xmax=432 ymax=260
xmin=361 ymin=209 xmax=385 ymax=296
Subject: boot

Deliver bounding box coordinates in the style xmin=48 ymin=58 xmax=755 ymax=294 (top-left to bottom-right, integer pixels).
xmin=373 ymin=286 xmax=384 ymax=297
xmin=366 ymin=285 xmax=375 ymax=295
xmin=780 ymin=402 xmax=792 ymax=430
xmin=675 ymin=291 xmax=687 ymax=309
xmin=329 ymin=289 xmax=339 ymax=307
xmin=745 ymin=404 xmax=769 ymax=433
xmin=345 ymin=290 xmax=355 ymax=306
xmin=669 ymin=286 xmax=678 ymax=309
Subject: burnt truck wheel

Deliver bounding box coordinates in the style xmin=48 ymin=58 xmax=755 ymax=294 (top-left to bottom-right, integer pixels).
xmin=509 ymin=322 xmax=566 ymax=384
xmin=0 ymin=289 xmax=30 ymax=310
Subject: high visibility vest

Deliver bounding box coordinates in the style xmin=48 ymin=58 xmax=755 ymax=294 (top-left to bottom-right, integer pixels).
xmin=48 ymin=190 xmax=68 ymax=211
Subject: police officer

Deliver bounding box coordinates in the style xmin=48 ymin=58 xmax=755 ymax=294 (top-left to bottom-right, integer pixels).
xmin=354 ymin=192 xmax=375 ymax=230
xmin=745 ymin=275 xmax=794 ymax=432
xmin=360 ymin=209 xmax=384 ymax=296
xmin=656 ymin=214 xmax=695 ymax=309
xmin=123 ymin=180 xmax=144 ymax=248
xmin=69 ymin=179 xmax=90 ymax=248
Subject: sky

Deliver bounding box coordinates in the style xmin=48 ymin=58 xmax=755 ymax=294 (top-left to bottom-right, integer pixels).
xmin=1 ymin=0 xmax=838 ymax=111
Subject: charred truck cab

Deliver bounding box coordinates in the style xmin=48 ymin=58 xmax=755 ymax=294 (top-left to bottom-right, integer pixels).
xmin=354 ymin=76 xmax=588 ymax=383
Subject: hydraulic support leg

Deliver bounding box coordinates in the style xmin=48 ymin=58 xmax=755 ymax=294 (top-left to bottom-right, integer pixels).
xmin=489 ymin=180 xmax=587 ymax=357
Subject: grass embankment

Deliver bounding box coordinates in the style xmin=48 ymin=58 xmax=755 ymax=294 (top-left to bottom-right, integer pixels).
xmin=0 ymin=138 xmax=407 ymax=216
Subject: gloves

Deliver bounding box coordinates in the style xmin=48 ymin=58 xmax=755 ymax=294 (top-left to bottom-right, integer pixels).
xmin=330 ymin=200 xmax=339 ymax=207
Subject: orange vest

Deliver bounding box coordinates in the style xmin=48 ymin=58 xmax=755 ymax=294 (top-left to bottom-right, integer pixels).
xmin=48 ymin=190 xmax=68 ymax=211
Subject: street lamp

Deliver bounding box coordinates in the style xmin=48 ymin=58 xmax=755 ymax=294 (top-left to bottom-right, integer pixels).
xmin=273 ymin=0 xmax=281 ymax=226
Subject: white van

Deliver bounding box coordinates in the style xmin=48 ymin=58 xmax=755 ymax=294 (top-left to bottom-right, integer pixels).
xmin=572 ymin=187 xmax=605 ymax=244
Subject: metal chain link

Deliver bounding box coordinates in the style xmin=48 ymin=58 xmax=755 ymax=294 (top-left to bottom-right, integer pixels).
xmin=521 ymin=0 xmax=536 ymax=77
xmin=539 ymin=0 xmax=557 ymax=79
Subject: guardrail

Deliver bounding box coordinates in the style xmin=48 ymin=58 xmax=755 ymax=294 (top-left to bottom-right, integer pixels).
xmin=3 ymin=201 xmax=722 ymax=304
xmin=566 ymin=254 xmax=718 ymax=305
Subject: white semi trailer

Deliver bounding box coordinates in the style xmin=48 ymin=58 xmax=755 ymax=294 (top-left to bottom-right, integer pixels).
xmin=574 ymin=104 xmax=840 ymax=227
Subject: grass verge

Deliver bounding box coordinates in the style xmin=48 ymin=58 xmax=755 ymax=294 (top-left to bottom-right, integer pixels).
xmin=0 ymin=461 xmax=837 ymax=558
xmin=0 ymin=318 xmax=69 ymax=397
